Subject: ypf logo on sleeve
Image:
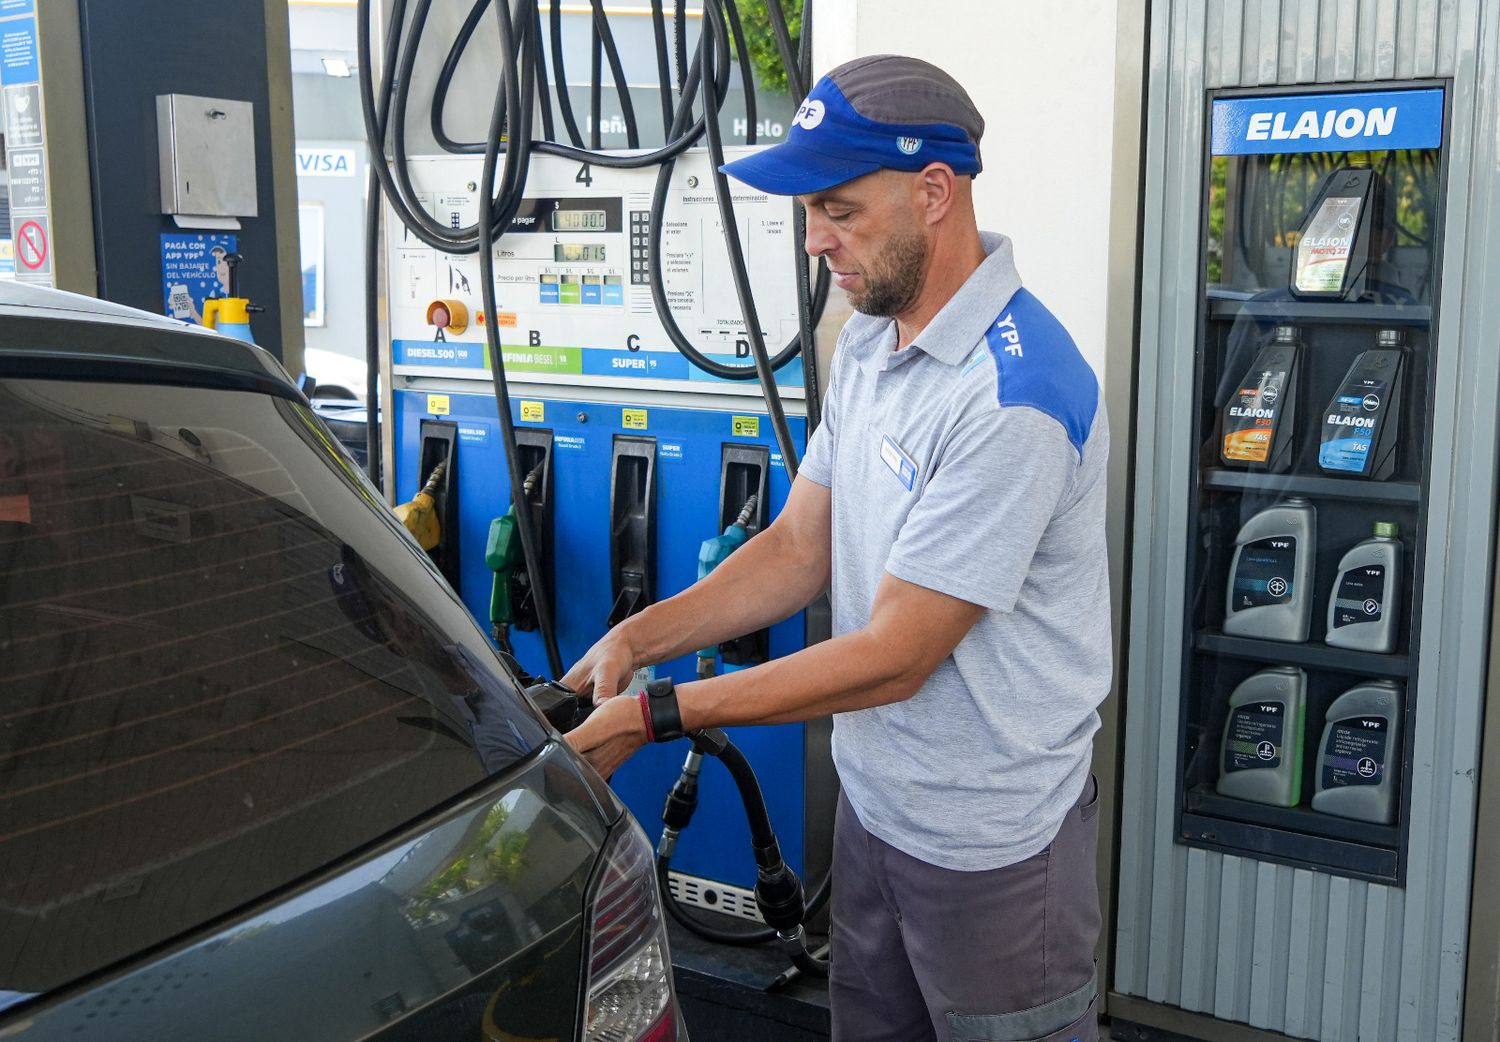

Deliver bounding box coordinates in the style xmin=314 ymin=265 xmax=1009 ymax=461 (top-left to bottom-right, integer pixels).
xmin=880 ymin=434 xmax=917 ymax=491
xmin=794 ymin=98 xmax=826 ymax=131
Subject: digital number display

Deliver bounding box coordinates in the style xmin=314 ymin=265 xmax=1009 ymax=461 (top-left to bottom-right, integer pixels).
xmin=555 ymin=243 xmax=607 ymax=263
xmin=552 ymin=209 xmax=608 ymax=231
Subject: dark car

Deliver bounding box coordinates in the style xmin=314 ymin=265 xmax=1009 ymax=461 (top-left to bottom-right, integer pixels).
xmin=0 ymin=283 xmax=683 ymax=1042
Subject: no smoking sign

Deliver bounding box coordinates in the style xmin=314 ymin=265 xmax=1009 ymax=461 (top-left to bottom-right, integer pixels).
xmin=12 ymin=215 xmax=50 ymax=276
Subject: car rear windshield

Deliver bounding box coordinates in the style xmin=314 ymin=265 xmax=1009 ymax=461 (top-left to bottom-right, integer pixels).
xmin=0 ymin=374 xmax=548 ymax=1003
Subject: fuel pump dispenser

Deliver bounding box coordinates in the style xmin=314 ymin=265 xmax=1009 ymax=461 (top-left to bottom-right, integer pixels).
xmin=362 ymin=0 xmax=832 ymax=979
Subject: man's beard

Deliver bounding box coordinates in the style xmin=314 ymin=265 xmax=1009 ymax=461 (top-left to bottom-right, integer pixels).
xmin=849 ymin=231 xmax=929 ymax=317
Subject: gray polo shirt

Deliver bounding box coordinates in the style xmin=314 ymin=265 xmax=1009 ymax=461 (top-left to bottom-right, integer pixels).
xmin=799 ymin=232 xmax=1111 ymax=872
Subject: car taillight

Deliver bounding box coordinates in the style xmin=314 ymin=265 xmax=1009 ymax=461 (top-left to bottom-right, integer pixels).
xmin=583 ymin=818 xmax=679 ymax=1042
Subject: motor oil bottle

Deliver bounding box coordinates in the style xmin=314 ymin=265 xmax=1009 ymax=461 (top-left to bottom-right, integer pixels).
xmin=1291 ymin=166 xmax=1382 ymax=299
xmin=1221 ymin=325 xmax=1302 ymax=472
xmin=1224 ymin=498 xmax=1316 ymax=642
xmin=1325 ymin=522 xmax=1402 ymax=653
xmin=1318 ymin=331 xmax=1406 ymax=480
xmin=1312 ymin=679 xmax=1403 ymax=824
xmin=1217 ymin=666 xmax=1307 ymax=807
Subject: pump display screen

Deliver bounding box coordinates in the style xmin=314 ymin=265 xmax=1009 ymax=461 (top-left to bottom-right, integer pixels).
xmin=1320 ymin=717 xmax=1388 ymax=788
xmin=552 ymin=209 xmax=608 ymax=231
xmin=1231 ymin=536 xmax=1297 ymax=609
xmin=1223 ymin=702 xmax=1285 ymax=772
xmin=555 ymin=243 xmax=606 ymax=263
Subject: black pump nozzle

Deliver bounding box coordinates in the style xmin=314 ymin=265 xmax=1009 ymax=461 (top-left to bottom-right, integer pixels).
xmin=523 ymin=680 xmax=592 ymax=734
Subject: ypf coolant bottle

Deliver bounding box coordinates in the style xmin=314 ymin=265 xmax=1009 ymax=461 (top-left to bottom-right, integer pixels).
xmin=1217 ymin=666 xmax=1307 ymax=807
xmin=1325 ymin=522 xmax=1402 ymax=653
xmin=1221 ymin=325 xmax=1302 ymax=472
xmin=1312 ymin=680 xmax=1403 ymax=824
xmin=1223 ymin=498 xmax=1316 ymax=642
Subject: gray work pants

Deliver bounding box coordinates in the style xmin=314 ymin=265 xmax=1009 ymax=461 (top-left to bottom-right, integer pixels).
xmin=829 ymin=777 xmax=1101 ymax=1042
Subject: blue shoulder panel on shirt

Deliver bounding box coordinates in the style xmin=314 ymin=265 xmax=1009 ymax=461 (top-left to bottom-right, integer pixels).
xmin=983 ymin=289 xmax=1099 ymax=457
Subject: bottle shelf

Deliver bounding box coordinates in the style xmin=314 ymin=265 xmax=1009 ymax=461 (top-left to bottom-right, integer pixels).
xmin=1206 ymin=299 xmax=1433 ymax=325
xmin=1195 ymin=630 xmax=1411 ymax=678
xmin=1201 ymin=469 xmax=1422 ymax=503
xmin=1182 ymin=787 xmax=1399 ymax=881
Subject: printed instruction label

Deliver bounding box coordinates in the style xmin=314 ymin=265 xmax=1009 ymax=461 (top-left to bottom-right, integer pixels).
xmin=1331 ymin=565 xmax=1386 ymax=629
xmin=426 ymin=394 xmax=451 ymax=416
xmin=1232 ymin=537 xmax=1297 ymax=610
xmin=1224 ymin=701 xmax=1285 ymax=773
xmin=1320 ymin=716 xmax=1387 ymax=788
xmin=520 ymin=400 xmax=545 ymax=422
xmin=731 ymin=415 xmax=760 ymax=438
xmin=622 ymin=408 xmax=648 ymax=430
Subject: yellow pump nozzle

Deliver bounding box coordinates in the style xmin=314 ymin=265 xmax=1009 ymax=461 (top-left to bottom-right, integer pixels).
xmin=394 ymin=459 xmax=448 ymax=551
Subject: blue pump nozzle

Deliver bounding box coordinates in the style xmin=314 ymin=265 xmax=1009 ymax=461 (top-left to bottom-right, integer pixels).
xmin=696 ymin=496 xmax=758 ymax=669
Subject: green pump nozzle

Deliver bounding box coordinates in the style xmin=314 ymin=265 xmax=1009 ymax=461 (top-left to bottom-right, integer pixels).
xmin=487 ymin=463 xmax=545 ymax=645
xmin=696 ymin=495 xmax=758 ymax=677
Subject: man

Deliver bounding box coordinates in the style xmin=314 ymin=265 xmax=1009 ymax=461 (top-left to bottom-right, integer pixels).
xmin=564 ymin=54 xmax=1110 ymax=1042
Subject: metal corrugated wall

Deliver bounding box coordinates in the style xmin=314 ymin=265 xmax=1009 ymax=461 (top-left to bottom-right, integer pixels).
xmin=1116 ymin=2 xmax=1500 ymax=1040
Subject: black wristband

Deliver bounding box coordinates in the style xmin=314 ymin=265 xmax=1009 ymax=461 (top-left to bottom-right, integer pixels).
xmin=645 ymin=678 xmax=685 ymax=743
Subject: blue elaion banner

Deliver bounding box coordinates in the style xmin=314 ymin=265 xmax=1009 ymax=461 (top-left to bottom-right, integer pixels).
xmin=1211 ymin=88 xmax=1444 ymax=156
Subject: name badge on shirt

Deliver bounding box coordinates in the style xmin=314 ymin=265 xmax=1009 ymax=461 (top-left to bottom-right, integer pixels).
xmin=880 ymin=434 xmax=917 ymax=491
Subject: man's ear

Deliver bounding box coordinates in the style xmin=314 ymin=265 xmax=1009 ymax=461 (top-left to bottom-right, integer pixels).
xmin=914 ymin=163 xmax=958 ymax=227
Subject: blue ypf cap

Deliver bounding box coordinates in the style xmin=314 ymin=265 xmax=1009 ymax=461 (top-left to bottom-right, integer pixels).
xmin=720 ymin=54 xmax=984 ymax=196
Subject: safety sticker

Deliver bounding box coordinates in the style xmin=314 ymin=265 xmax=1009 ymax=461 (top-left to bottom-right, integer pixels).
xmin=520 ymin=400 xmax=545 ymax=422
xmin=427 ymin=394 xmax=451 ymax=416
xmin=623 ymin=408 xmax=648 ymax=430
xmin=731 ymin=415 xmax=760 ymax=438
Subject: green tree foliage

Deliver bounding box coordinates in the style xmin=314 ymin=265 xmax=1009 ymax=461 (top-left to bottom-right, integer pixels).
xmin=734 ymin=0 xmax=804 ymax=96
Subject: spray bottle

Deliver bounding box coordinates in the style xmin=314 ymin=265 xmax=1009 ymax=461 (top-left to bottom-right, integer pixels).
xmin=201 ymin=252 xmax=263 ymax=345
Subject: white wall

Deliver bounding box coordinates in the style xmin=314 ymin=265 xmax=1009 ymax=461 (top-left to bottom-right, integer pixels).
xmin=814 ymin=0 xmax=1131 ymax=378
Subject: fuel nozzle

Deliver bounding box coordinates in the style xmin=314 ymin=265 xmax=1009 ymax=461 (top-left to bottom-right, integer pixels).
xmin=488 ymin=461 xmax=546 ymax=644
xmin=394 ymin=459 xmax=448 ymax=551
xmin=523 ymin=680 xmax=592 ymax=734
xmin=696 ymin=494 xmax=759 ymax=676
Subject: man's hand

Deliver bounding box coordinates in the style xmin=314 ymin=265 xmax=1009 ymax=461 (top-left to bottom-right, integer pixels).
xmin=564 ymin=692 xmax=649 ymax=778
xmin=561 ymin=629 xmax=636 ymax=706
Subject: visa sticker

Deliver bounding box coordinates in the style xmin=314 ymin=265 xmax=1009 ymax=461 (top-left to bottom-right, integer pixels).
xmin=879 ymin=434 xmax=917 ymax=491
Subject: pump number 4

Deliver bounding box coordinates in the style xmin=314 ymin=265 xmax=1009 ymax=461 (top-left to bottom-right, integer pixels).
xmin=575 ymin=163 xmax=593 ymax=188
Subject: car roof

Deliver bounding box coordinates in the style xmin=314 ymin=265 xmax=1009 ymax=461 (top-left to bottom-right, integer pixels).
xmin=0 ymin=281 xmax=299 ymax=397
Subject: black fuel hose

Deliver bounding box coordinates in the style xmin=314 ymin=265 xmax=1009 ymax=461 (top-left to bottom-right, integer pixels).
xmin=430 ymin=0 xmax=493 ymax=154
xmin=588 ymin=0 xmax=639 ymax=149
xmin=363 ymin=165 xmax=382 ymax=486
xmin=698 ymin=0 xmax=798 ymax=474
xmin=655 ymin=732 xmax=832 ymax=957
xmin=649 ymin=0 xmax=674 ymax=137
xmin=548 ymin=0 xmax=586 ymax=148
xmin=721 ymin=0 xmax=757 ymax=145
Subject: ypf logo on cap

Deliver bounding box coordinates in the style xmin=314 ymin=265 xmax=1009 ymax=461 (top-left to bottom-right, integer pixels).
xmin=794 ymin=98 xmax=826 ymax=131
xmin=896 ymin=136 xmax=923 ymax=155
